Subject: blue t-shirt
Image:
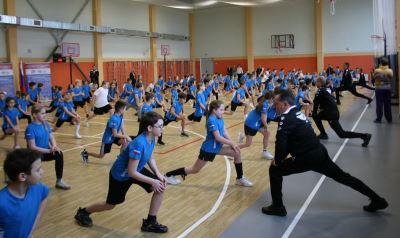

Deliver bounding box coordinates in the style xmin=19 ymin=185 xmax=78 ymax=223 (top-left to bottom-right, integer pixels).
xmin=25 ymin=122 xmax=52 ymax=149
xmin=0 ymin=183 xmax=49 ymax=238
xmin=188 ymin=85 xmax=197 ymax=95
xmin=154 ymin=85 xmax=161 ymax=94
xmin=0 ymin=99 xmax=5 ymax=115
xmin=166 ymin=80 xmax=172 ymax=86
xmin=232 ymin=88 xmax=245 ymax=104
xmin=110 ymin=133 xmax=155 ymax=181
xmin=204 ymin=84 xmax=213 ymax=98
xmin=295 ymin=90 xmax=305 ymax=109
xmin=2 ymin=108 xmax=19 ymax=129
xmin=28 ymin=88 xmax=38 ymax=102
xmin=72 ymin=87 xmax=83 ymax=102
xmin=127 ymin=88 xmax=140 ymax=105
xmin=102 ymin=114 xmax=123 ymax=144
xmin=194 ymin=92 xmax=206 ymax=117
xmin=108 ymin=87 xmax=117 ymax=101
xmin=166 ymin=101 xmax=183 ymax=121
xmin=154 ymin=92 xmax=163 ymax=106
xmin=267 ymin=104 xmax=277 ymax=121
xmin=245 ymin=101 xmax=268 ymax=130
xmin=17 ymin=98 xmax=30 ymax=116
xmin=141 ymin=103 xmax=154 ymax=118
xmin=82 ymin=85 xmax=91 ymax=99
xmin=124 ymin=83 xmax=133 ymax=94
xmin=267 ymin=82 xmax=274 ymax=91
xmin=333 ymin=77 xmax=341 ymax=88
xmin=157 ymin=79 xmax=165 ymax=88
xmin=58 ymin=102 xmax=74 ymax=121
xmin=201 ymin=115 xmax=225 ymax=153
xmin=232 ymin=79 xmax=239 ymax=88
xmin=224 ymin=77 xmax=232 ymax=90
xmin=170 ymin=88 xmax=178 ymax=102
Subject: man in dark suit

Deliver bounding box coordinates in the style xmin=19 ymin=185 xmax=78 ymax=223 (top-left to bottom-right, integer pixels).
xmin=227 ymin=65 xmax=234 ymax=77
xmin=89 ymin=65 xmax=99 ymax=85
xmin=335 ymin=62 xmax=372 ymax=105
xmin=261 ymin=89 xmax=388 ymax=216
xmin=326 ymin=64 xmax=334 ymax=76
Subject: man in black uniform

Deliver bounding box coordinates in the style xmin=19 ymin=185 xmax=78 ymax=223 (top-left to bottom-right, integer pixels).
xmin=335 ymin=62 xmax=372 ymax=105
xmin=312 ymin=77 xmax=372 ymax=146
xmin=261 ymin=89 xmax=388 ymax=216
xmin=89 ymin=65 xmax=99 ymax=85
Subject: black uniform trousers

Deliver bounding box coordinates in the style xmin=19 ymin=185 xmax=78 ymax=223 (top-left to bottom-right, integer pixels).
xmin=269 ymin=146 xmax=380 ymax=207
xmin=375 ymin=89 xmax=392 ymax=122
xmin=335 ymin=84 xmax=371 ymax=104
xmin=312 ymin=110 xmax=365 ymax=139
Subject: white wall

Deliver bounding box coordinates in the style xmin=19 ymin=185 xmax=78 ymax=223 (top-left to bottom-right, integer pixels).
xmin=102 ymin=0 xmax=149 ymax=59
xmin=0 ymin=0 xmax=6 ymax=59
xmin=15 ymin=0 xmax=93 ymax=59
xmin=253 ymin=0 xmax=315 ymax=56
xmin=323 ymin=0 xmax=374 ymax=53
xmin=156 ymin=6 xmax=189 ymax=59
xmin=194 ymin=6 xmax=246 ymax=58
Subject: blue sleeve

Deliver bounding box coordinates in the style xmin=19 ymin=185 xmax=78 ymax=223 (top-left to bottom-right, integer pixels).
xmin=108 ymin=117 xmax=118 ymax=130
xmin=128 ymin=141 xmax=143 ymax=160
xmin=207 ymin=117 xmax=218 ymax=133
xmin=25 ymin=125 xmax=35 ymax=140
xmin=261 ymin=101 xmax=268 ymax=114
xmin=39 ymin=183 xmax=49 ymax=200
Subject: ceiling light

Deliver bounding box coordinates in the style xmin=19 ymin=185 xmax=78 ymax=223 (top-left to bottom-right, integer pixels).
xmin=166 ymin=5 xmax=194 ymax=9
xmin=195 ymin=0 xmax=218 ymax=7
xmin=222 ymin=1 xmax=257 ymax=6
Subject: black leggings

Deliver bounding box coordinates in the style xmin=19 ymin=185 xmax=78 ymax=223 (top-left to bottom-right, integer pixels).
xmin=42 ymin=151 xmax=64 ymax=179
xmin=19 ymin=114 xmax=32 ymax=124
xmin=312 ymin=111 xmax=365 ymax=139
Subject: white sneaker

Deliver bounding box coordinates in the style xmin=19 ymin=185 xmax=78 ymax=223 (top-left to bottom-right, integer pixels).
xmin=165 ymin=175 xmax=181 ymax=185
xmin=13 ymin=145 xmax=21 ymax=149
xmin=262 ymin=150 xmax=274 ymax=160
xmin=236 ymin=177 xmax=253 ymax=187
xmin=238 ymin=132 xmax=245 ymax=144
xmin=75 ymin=134 xmax=82 ymax=139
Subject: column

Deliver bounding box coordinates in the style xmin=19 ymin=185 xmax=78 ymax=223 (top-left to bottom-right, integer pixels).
xmin=397 ymin=0 xmax=400 ymax=111
xmin=245 ymin=7 xmax=254 ymax=72
xmin=92 ymin=0 xmax=104 ymax=83
xmin=189 ymin=13 xmax=196 ymax=77
xmin=4 ymin=0 xmax=20 ymax=91
xmin=149 ymin=4 xmax=158 ymax=83
xmin=315 ymin=0 xmax=324 ymax=73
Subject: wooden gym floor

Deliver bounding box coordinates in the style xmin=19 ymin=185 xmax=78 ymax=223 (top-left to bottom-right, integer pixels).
xmin=0 ymin=88 xmax=364 ymax=238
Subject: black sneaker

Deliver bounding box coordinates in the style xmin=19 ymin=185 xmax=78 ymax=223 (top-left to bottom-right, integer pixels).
xmin=363 ymin=197 xmax=388 ymax=212
xmin=362 ymin=133 xmax=372 ymax=147
xmin=318 ymin=133 xmax=329 ymax=140
xmin=261 ymin=204 xmax=287 ymax=216
xmin=80 ymin=149 xmax=89 ymax=164
xmin=75 ymin=207 xmax=93 ymax=227
xmin=158 ymin=140 xmax=166 ymax=146
xmin=181 ymin=132 xmax=189 ymax=137
xmin=141 ymin=219 xmax=168 ymax=233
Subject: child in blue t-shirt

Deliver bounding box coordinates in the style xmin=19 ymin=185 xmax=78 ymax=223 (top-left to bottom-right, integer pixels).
xmin=237 ymin=92 xmax=274 ymax=160
xmin=75 ymin=111 xmax=168 ymax=233
xmin=0 ymin=91 xmax=6 ymax=117
xmin=0 ymin=97 xmax=21 ymax=149
xmin=188 ymin=83 xmax=206 ymax=123
xmin=27 ymin=82 xmax=38 ymax=106
xmin=53 ymin=93 xmax=82 ymax=139
xmin=17 ymin=92 xmax=32 ymax=123
xmin=165 ymin=100 xmax=253 ymax=187
xmin=140 ymin=93 xmax=155 ymax=119
xmin=0 ymin=149 xmax=49 ymax=238
xmin=46 ymin=86 xmax=62 ymax=114
xmin=170 ymin=84 xmax=179 ymax=104
xmin=81 ymin=101 xmax=133 ymax=163
xmin=120 ymin=78 xmax=133 ymax=99
xmin=108 ymin=82 xmax=118 ymax=102
xmin=26 ymin=105 xmax=70 ymax=189
xmin=163 ymin=93 xmax=192 ymax=137
xmin=72 ymin=80 xmax=85 ymax=110
xmin=225 ymin=79 xmax=249 ymax=117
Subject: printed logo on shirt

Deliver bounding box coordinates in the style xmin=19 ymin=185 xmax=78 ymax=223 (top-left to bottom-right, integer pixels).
xmin=210 ymin=124 xmax=215 ymax=128
xmin=296 ymin=112 xmax=307 ymax=121
xmin=133 ymin=149 xmax=141 ymax=155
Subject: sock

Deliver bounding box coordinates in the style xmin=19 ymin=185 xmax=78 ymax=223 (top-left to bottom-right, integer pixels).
xmin=234 ymin=163 xmax=243 ymax=179
xmin=166 ymin=167 xmax=186 ymax=177
xmin=75 ymin=123 xmax=80 ymax=135
xmin=147 ymin=214 xmax=157 ymax=223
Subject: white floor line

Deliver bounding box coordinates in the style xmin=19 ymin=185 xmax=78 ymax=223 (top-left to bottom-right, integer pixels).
xmin=168 ymin=125 xmax=232 ymax=238
xmin=62 ymin=140 xmax=102 ymax=153
xmin=52 ymin=132 xmax=102 ymax=139
xmin=282 ymin=103 xmax=371 ymax=238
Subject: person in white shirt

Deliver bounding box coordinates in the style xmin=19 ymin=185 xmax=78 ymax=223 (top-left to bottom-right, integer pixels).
xmin=86 ymin=81 xmax=112 ymax=126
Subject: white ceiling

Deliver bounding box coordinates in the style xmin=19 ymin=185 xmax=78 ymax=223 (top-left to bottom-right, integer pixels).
xmin=131 ymin=0 xmax=284 ymax=10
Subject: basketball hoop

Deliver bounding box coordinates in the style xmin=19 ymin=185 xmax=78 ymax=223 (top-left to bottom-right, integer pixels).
xmin=330 ymin=0 xmax=336 ymax=16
